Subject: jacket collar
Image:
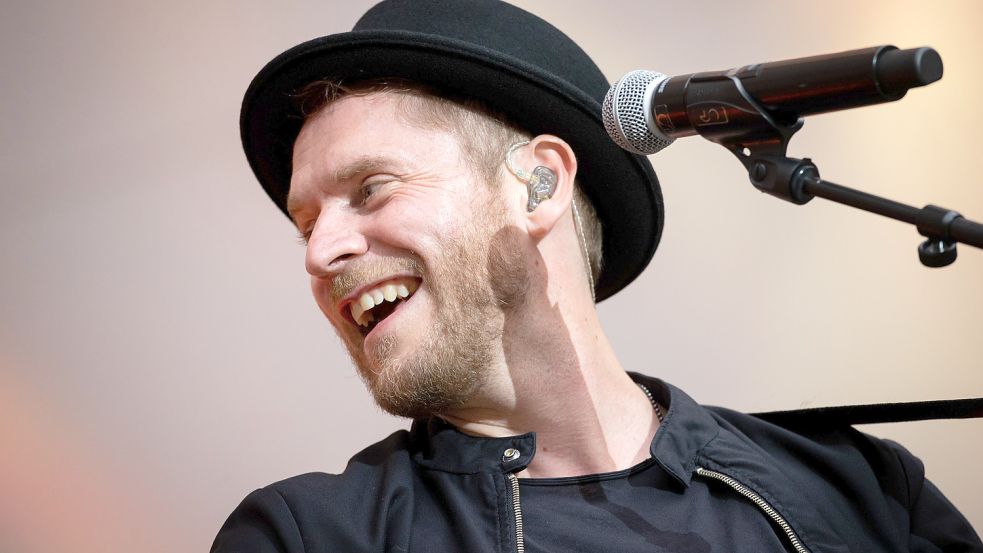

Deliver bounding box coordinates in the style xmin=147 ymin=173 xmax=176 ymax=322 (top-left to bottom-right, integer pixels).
xmin=408 ymin=373 xmax=720 ymax=484
xmin=409 ymin=417 xmax=537 ymax=474
xmin=632 ymin=373 xmax=720 ymax=487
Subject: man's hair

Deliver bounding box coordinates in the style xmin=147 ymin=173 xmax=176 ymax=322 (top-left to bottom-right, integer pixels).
xmin=295 ymin=78 xmax=603 ymax=287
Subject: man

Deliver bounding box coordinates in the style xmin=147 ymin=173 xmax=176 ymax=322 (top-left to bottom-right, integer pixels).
xmin=213 ymin=0 xmax=981 ymax=551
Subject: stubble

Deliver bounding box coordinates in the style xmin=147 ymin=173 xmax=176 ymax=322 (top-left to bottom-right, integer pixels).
xmin=332 ymin=199 xmax=529 ymax=419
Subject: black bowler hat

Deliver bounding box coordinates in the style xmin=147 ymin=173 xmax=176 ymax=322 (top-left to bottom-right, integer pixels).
xmin=241 ymin=0 xmax=663 ymax=301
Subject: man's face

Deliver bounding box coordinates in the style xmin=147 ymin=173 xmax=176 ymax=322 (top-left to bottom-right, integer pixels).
xmin=289 ymin=92 xmax=527 ymax=418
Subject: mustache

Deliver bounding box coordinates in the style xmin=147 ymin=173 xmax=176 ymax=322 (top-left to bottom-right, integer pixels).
xmin=330 ymin=256 xmax=425 ymax=302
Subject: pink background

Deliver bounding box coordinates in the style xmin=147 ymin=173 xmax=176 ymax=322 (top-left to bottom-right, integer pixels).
xmin=1 ymin=0 xmax=981 ymax=550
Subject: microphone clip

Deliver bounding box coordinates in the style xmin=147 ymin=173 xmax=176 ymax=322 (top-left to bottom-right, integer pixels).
xmin=693 ymin=71 xmax=816 ymax=206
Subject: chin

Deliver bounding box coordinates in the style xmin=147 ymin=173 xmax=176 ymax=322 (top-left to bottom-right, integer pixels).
xmin=355 ymin=336 xmax=487 ymax=419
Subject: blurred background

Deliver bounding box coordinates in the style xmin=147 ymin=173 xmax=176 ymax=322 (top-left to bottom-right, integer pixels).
xmin=1 ymin=0 xmax=981 ymax=550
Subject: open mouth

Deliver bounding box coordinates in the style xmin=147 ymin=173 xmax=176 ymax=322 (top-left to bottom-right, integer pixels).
xmin=347 ymin=277 xmax=420 ymax=336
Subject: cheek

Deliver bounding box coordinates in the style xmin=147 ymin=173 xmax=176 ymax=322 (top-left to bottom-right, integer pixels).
xmin=366 ymin=200 xmax=449 ymax=255
xmin=311 ymin=278 xmax=340 ymax=322
xmin=421 ymin=203 xmax=477 ymax=252
xmin=487 ymin=226 xmax=530 ymax=306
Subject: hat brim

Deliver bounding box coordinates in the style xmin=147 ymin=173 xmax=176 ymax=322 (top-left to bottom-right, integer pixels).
xmin=241 ymin=30 xmax=663 ymax=301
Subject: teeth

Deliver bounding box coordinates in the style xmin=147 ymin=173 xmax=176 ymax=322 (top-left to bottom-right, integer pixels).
xmin=348 ymin=278 xmax=419 ymax=327
xmin=351 ymin=301 xmax=365 ymax=322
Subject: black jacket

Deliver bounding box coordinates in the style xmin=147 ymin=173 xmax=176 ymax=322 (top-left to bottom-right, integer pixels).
xmin=211 ymin=375 xmax=981 ymax=552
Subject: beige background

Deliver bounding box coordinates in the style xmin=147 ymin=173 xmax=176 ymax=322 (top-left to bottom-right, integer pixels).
xmin=1 ymin=0 xmax=981 ymax=551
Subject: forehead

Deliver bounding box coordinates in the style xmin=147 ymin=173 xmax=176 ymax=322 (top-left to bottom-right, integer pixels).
xmin=289 ymin=93 xmax=464 ymax=200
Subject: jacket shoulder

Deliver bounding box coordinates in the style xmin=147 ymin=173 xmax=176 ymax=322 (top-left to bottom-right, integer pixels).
xmin=212 ymin=429 xmax=417 ymax=553
xmin=270 ymin=427 xmax=416 ymax=496
xmin=705 ymin=404 xmax=913 ymax=491
xmin=704 ymin=405 xmax=981 ymax=550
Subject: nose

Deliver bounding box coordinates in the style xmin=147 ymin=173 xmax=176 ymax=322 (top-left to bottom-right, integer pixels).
xmin=304 ymin=211 xmax=368 ymax=279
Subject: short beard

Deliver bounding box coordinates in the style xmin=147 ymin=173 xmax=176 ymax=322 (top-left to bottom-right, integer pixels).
xmin=364 ymin=301 xmax=494 ymax=418
xmin=336 ymin=200 xmax=528 ymax=419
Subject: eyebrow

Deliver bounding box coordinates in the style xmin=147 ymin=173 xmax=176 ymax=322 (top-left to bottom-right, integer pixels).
xmin=287 ymin=154 xmax=405 ymax=219
xmin=332 ymin=154 xmax=401 ymax=184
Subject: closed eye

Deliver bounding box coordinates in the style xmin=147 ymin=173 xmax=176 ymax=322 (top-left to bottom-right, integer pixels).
xmin=294 ymin=217 xmax=316 ymax=245
xmin=296 ymin=229 xmax=311 ymax=246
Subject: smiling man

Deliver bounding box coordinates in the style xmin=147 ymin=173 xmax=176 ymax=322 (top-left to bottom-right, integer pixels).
xmin=213 ymin=0 xmax=980 ymax=551
xmin=290 ymin=89 xmax=512 ymax=418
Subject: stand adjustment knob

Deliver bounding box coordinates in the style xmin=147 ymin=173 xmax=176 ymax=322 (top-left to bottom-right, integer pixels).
xmin=918 ymin=238 xmax=957 ymax=267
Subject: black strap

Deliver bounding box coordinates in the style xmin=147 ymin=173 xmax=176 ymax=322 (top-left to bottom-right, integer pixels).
xmin=751 ymin=397 xmax=983 ymax=430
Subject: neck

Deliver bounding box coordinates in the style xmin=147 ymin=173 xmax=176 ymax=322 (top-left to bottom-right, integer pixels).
xmin=440 ymin=281 xmax=660 ymax=478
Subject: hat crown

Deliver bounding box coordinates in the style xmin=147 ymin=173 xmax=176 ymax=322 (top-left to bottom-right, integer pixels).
xmin=352 ymin=0 xmax=609 ymax=103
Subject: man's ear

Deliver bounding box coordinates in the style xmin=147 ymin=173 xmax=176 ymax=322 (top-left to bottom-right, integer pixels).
xmin=514 ymin=135 xmax=577 ymax=241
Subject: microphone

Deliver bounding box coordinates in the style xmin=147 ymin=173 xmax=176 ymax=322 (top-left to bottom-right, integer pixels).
xmin=603 ymin=45 xmax=943 ymax=155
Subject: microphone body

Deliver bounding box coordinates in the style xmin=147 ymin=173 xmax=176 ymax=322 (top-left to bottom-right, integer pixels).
xmin=604 ymin=45 xmax=943 ymax=155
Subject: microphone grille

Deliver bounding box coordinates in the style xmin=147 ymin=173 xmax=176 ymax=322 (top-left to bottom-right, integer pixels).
xmin=602 ymin=70 xmax=674 ymax=155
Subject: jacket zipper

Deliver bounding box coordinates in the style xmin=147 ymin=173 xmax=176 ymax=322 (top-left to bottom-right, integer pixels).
xmin=695 ymin=467 xmax=810 ymax=553
xmin=506 ymin=473 xmax=525 ymax=553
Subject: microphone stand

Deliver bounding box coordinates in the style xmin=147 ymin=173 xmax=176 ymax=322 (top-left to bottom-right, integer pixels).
xmin=692 ymin=74 xmax=983 ymax=425
xmin=705 ymin=75 xmax=983 ymax=267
